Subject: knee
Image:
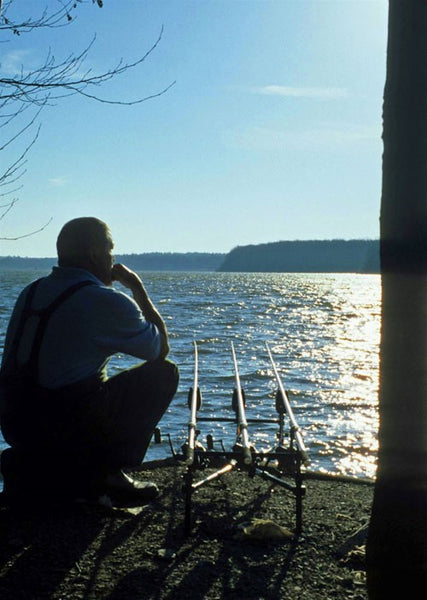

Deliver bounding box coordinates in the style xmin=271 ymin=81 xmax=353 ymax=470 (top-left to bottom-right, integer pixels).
xmin=158 ymin=359 xmax=179 ymax=387
xmin=143 ymin=358 xmax=179 ymax=386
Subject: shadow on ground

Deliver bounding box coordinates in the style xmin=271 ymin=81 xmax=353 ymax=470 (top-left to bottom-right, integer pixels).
xmin=0 ymin=464 xmax=372 ymax=600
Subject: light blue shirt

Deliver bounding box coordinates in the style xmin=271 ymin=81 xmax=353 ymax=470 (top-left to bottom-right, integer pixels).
xmin=1 ymin=267 xmax=161 ymax=389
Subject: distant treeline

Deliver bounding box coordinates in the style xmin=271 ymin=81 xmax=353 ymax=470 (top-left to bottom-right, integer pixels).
xmin=0 ymin=253 xmax=226 ymax=272
xmin=218 ymin=240 xmax=380 ymax=273
xmin=0 ymin=256 xmax=54 ymax=271
xmin=0 ymin=241 xmax=380 ymax=273
xmin=115 ymin=253 xmax=225 ymax=271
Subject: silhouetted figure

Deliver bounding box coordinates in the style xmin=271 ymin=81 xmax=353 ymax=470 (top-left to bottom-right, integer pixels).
xmin=0 ymin=217 xmax=179 ymax=506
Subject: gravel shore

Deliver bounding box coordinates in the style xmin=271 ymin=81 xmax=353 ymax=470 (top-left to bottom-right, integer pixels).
xmin=0 ymin=460 xmax=373 ymax=599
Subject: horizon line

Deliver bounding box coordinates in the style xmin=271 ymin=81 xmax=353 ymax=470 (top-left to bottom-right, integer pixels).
xmin=0 ymin=238 xmax=380 ymax=260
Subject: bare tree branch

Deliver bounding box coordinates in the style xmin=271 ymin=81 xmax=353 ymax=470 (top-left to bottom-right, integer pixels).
xmin=0 ymin=106 xmax=43 ymax=151
xmin=0 ymin=216 xmax=53 ymax=240
xmin=0 ymin=1 xmax=173 ymax=242
xmin=1 ymin=124 xmax=41 ymax=188
xmin=0 ymin=1 xmax=102 ymax=35
xmin=0 ymin=27 xmax=175 ymax=107
xmin=0 ymin=197 xmax=18 ymax=220
xmin=0 ymin=184 xmax=23 ymax=198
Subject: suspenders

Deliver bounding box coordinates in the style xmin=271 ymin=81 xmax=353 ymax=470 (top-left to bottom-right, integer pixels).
xmin=5 ymin=279 xmax=95 ymax=382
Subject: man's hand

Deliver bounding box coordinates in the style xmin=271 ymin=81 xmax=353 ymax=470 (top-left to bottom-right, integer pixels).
xmin=112 ymin=263 xmax=143 ymax=292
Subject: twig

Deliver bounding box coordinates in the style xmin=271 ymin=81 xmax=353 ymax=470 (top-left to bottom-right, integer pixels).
xmin=0 ymin=216 xmax=52 ymax=240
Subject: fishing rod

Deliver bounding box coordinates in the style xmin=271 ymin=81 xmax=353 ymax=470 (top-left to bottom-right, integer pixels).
xmin=186 ymin=340 xmax=201 ymax=465
xmin=266 ymin=342 xmax=309 ymax=465
xmin=231 ymin=342 xmax=253 ymax=465
xmin=181 ymin=342 xmax=309 ymax=537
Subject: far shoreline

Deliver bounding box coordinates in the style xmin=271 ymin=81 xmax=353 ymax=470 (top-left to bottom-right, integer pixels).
xmin=0 ymin=239 xmax=380 ymax=273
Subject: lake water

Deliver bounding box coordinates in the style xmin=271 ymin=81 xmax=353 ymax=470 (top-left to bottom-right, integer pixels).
xmin=0 ymin=270 xmax=380 ymax=484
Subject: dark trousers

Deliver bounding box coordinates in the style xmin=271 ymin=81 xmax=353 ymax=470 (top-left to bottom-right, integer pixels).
xmin=90 ymin=359 xmax=179 ymax=469
xmin=1 ymin=360 xmax=179 ymax=499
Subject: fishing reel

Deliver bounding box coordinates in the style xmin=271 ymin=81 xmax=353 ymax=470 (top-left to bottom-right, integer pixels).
xmin=187 ymin=386 xmax=202 ymax=411
xmin=181 ymin=431 xmax=206 ymax=455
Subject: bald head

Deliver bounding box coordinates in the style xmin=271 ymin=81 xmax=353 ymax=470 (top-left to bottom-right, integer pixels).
xmin=56 ymin=217 xmax=114 ymax=284
xmin=57 ymin=217 xmax=112 ymax=266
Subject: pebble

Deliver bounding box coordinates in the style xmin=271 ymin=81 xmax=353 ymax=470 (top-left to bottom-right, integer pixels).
xmin=156 ymin=548 xmax=177 ymax=561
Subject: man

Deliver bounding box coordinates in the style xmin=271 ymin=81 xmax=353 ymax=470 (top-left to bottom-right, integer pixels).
xmin=0 ymin=217 xmax=179 ymax=506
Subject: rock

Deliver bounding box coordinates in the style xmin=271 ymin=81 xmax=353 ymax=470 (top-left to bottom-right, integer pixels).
xmin=156 ymin=548 xmax=177 ymax=561
xmin=335 ymin=523 xmax=368 ymax=558
xmin=236 ymin=518 xmax=294 ymax=541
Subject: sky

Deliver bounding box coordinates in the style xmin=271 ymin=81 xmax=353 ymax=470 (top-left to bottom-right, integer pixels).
xmin=0 ymin=0 xmax=388 ymax=257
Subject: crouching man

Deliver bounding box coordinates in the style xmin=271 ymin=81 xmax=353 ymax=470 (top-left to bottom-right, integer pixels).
xmin=0 ymin=217 xmax=179 ymax=506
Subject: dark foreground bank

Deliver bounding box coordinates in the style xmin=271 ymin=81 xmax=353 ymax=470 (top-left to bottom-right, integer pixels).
xmin=0 ymin=461 xmax=373 ymax=600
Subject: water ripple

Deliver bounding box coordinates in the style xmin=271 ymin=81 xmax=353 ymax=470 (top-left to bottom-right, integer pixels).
xmin=0 ymin=271 xmax=380 ymax=479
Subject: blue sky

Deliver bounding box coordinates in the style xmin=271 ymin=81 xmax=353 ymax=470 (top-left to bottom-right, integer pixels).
xmin=1 ymin=0 xmax=388 ymax=257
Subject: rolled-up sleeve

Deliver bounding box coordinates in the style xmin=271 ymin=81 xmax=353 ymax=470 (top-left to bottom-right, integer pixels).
xmin=92 ymin=288 xmax=161 ymax=362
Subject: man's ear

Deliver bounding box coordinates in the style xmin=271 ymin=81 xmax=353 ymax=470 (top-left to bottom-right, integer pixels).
xmin=88 ymin=247 xmax=100 ymax=265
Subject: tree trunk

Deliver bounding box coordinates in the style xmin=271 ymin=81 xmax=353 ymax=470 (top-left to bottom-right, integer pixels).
xmin=366 ymin=1 xmax=427 ymax=597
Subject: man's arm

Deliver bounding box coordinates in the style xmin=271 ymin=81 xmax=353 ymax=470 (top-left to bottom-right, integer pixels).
xmin=111 ymin=264 xmax=169 ymax=359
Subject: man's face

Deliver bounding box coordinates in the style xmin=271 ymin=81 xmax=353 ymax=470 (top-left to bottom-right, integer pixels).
xmin=92 ymin=236 xmax=114 ymax=285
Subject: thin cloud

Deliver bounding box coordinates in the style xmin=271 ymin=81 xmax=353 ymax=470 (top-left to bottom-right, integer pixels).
xmin=48 ymin=177 xmax=68 ymax=187
xmin=253 ymin=85 xmax=350 ymax=99
xmin=1 ymin=50 xmax=33 ymax=75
